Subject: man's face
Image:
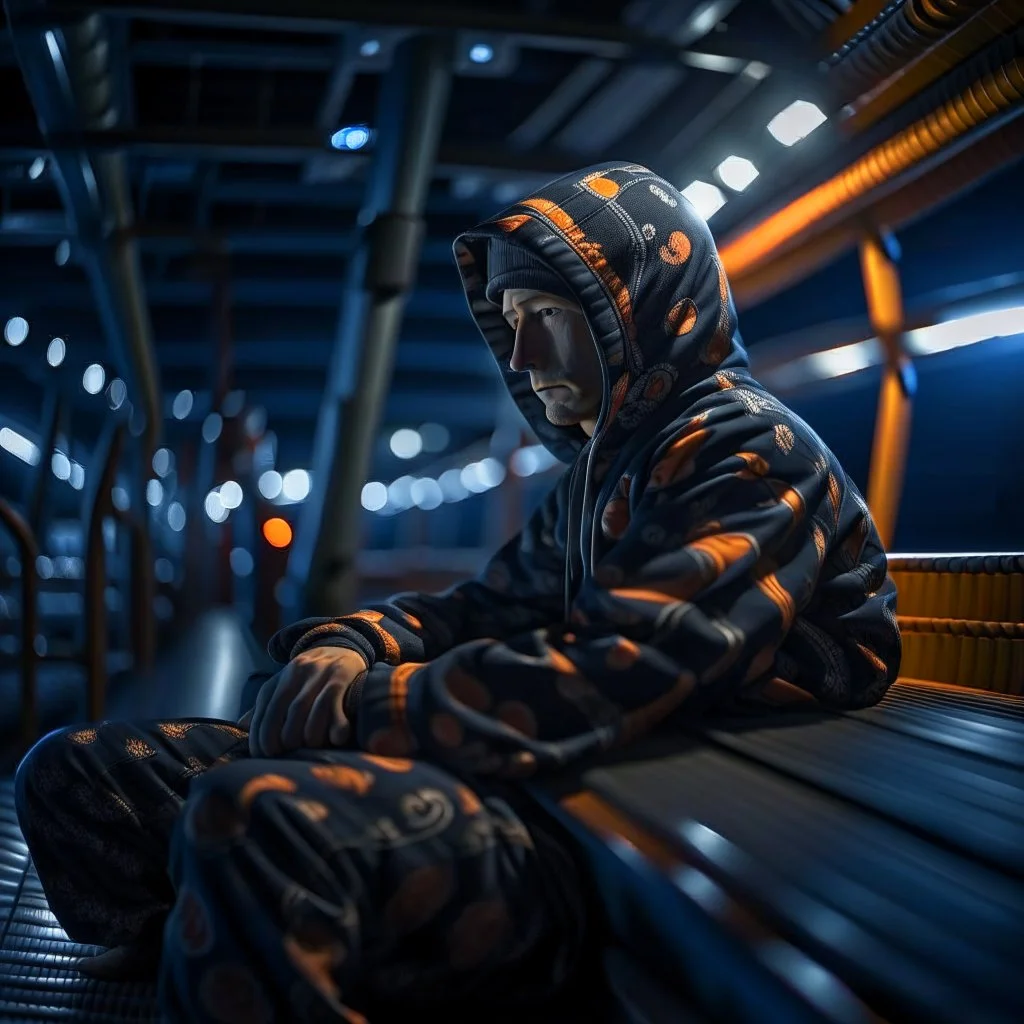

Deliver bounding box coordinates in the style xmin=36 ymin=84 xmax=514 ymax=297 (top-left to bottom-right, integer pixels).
xmin=501 ymin=288 xmax=604 ymax=436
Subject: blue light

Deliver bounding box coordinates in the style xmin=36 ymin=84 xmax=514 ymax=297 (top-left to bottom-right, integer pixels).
xmin=359 ymin=39 xmax=380 ymax=57
xmin=331 ymin=125 xmax=371 ymax=151
xmin=469 ymin=43 xmax=494 ymax=64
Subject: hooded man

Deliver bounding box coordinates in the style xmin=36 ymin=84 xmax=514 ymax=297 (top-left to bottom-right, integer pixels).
xmin=16 ymin=163 xmax=900 ymax=1023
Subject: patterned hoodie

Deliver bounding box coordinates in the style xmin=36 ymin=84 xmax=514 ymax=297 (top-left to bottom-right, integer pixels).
xmin=271 ymin=162 xmax=901 ymax=779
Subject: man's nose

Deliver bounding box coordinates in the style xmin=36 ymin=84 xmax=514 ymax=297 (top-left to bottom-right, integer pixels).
xmin=509 ymin=324 xmax=539 ymax=373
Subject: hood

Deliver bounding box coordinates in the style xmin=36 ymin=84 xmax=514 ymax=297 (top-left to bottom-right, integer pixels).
xmin=453 ymin=161 xmax=750 ymax=465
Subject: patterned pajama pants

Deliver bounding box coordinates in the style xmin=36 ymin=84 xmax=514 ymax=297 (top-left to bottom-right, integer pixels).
xmin=14 ymin=718 xmax=586 ymax=1023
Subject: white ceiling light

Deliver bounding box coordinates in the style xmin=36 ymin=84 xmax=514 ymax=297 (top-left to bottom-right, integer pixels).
xmin=220 ymin=480 xmax=243 ymax=510
xmin=51 ymin=451 xmax=71 ymax=481
xmin=203 ymin=412 xmax=223 ymax=443
xmin=0 ymin=427 xmax=40 ymax=466
xmin=767 ymin=99 xmax=827 ymax=147
xmin=281 ymin=469 xmax=311 ymax=502
xmin=905 ymin=304 xmax=1024 ymax=355
xmin=107 ymin=378 xmax=127 ymax=410
xmin=172 ymin=389 xmax=194 ymax=420
xmin=83 ymin=364 xmax=106 ymax=395
xmin=46 ymin=337 xmax=65 ymax=367
xmin=715 ymin=155 xmax=759 ymax=192
xmin=681 ymin=180 xmax=727 ymax=221
xmin=204 ymin=490 xmax=228 ymax=523
xmin=410 ymin=478 xmax=444 ymax=510
xmin=146 ymin=479 xmax=164 ymax=506
xmin=152 ymin=448 xmax=173 ymax=477
xmin=390 ymin=428 xmax=423 ymax=459
xmin=258 ymin=470 xmax=283 ymax=500
xmin=387 ymin=475 xmax=415 ymax=510
xmin=361 ymin=481 xmax=388 ymax=511
xmin=438 ymin=468 xmax=469 ymax=502
xmin=167 ymin=501 xmax=186 ymax=532
xmin=419 ymin=422 xmax=450 ymax=453
xmin=4 ymin=317 xmax=28 ymax=347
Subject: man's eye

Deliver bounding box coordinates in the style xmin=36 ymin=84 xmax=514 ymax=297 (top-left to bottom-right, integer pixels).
xmin=538 ymin=307 xmax=559 ymax=318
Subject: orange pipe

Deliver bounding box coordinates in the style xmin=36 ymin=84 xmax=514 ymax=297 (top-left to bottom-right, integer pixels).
xmin=719 ymin=52 xmax=1024 ymax=282
xmin=860 ymin=233 xmax=912 ymax=550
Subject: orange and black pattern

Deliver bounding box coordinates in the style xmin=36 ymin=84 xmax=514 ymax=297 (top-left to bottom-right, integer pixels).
xmin=15 ymin=720 xmax=584 ymax=1022
xmin=273 ymin=161 xmax=901 ymax=779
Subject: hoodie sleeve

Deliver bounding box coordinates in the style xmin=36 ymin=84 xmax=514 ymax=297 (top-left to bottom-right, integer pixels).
xmin=347 ymin=404 xmax=900 ymax=777
xmin=267 ymin=471 xmax=570 ymax=668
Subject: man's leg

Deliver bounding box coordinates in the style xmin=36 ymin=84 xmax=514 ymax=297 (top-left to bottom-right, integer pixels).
xmin=14 ymin=718 xmax=250 ymax=958
xmin=160 ymin=752 xmax=586 ymax=1023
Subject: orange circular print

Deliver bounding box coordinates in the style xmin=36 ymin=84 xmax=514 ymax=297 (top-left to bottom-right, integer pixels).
xmin=666 ymin=298 xmax=698 ymax=336
xmin=659 ymin=231 xmax=691 ymax=265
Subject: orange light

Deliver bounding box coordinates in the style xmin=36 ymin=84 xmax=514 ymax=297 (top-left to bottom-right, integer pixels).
xmin=262 ymin=517 xmax=292 ymax=548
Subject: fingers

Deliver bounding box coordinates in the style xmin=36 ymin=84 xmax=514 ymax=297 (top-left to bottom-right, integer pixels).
xmin=278 ymin=669 xmax=330 ymax=753
xmin=305 ymin=680 xmax=351 ymax=749
xmin=249 ymin=668 xmax=286 ymax=757
xmin=237 ymin=708 xmax=254 ymax=728
xmin=301 ymin=680 xmax=337 ymax=750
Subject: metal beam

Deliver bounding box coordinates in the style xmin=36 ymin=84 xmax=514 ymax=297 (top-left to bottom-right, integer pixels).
xmin=7 ymin=278 xmax=469 ymax=314
xmin=296 ymin=33 xmax=454 ymax=616
xmin=47 ymin=0 xmax=758 ymax=67
xmin=244 ymin=388 xmax=498 ymax=428
xmin=6 ymin=122 xmax=610 ymax=178
xmin=157 ymin=338 xmax=490 ymax=372
xmin=129 ymin=38 xmax=338 ymax=69
xmin=4 ymin=5 xmax=162 ymax=461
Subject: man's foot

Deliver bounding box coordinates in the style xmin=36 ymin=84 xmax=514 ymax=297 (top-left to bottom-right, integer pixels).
xmin=75 ymin=940 xmax=162 ymax=981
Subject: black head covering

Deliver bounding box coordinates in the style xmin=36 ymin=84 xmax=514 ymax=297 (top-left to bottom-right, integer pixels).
xmin=485 ymin=238 xmax=576 ymax=305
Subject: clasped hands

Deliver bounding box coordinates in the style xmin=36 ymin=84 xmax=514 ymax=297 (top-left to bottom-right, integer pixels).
xmin=238 ymin=646 xmax=368 ymax=757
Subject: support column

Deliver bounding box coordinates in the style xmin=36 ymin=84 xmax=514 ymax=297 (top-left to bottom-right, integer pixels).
xmin=297 ymin=33 xmax=453 ymax=616
xmin=860 ymin=230 xmax=916 ymax=549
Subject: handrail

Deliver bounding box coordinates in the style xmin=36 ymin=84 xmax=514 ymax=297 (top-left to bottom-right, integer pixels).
xmin=719 ymin=46 xmax=1024 ymax=290
xmin=112 ymin=504 xmax=156 ymax=673
xmin=84 ymin=421 xmax=126 ymax=721
xmin=0 ymin=497 xmax=39 ymax=750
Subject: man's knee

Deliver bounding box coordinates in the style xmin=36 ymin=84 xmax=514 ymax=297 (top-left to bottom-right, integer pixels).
xmin=16 ymin=723 xmax=97 ymax=799
xmin=178 ymin=759 xmax=298 ymax=854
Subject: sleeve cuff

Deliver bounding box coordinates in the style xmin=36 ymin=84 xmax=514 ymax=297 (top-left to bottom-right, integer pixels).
xmin=351 ymin=665 xmax=419 ymax=758
xmin=291 ymin=629 xmax=376 ymax=666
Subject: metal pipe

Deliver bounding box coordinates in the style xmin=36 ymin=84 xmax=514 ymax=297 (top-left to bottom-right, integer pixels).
xmin=837 ymin=0 xmax=1023 ymax=131
xmin=84 ymin=422 xmax=125 ymax=721
xmin=301 ymin=32 xmax=453 ymax=616
xmin=719 ymin=46 xmax=1024 ymax=283
xmin=861 ymin=231 xmax=914 ymax=550
xmin=829 ymin=0 xmax=991 ymax=90
xmin=63 ymin=13 xmax=163 ymax=467
xmin=0 ymin=498 xmax=39 ymax=750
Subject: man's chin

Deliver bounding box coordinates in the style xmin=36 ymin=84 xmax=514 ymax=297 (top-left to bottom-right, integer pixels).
xmin=544 ymin=402 xmax=581 ymax=428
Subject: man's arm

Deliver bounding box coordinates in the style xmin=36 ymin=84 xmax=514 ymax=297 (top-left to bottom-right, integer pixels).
xmin=267 ymin=470 xmax=571 ymax=668
xmin=342 ymin=407 xmax=900 ymax=776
